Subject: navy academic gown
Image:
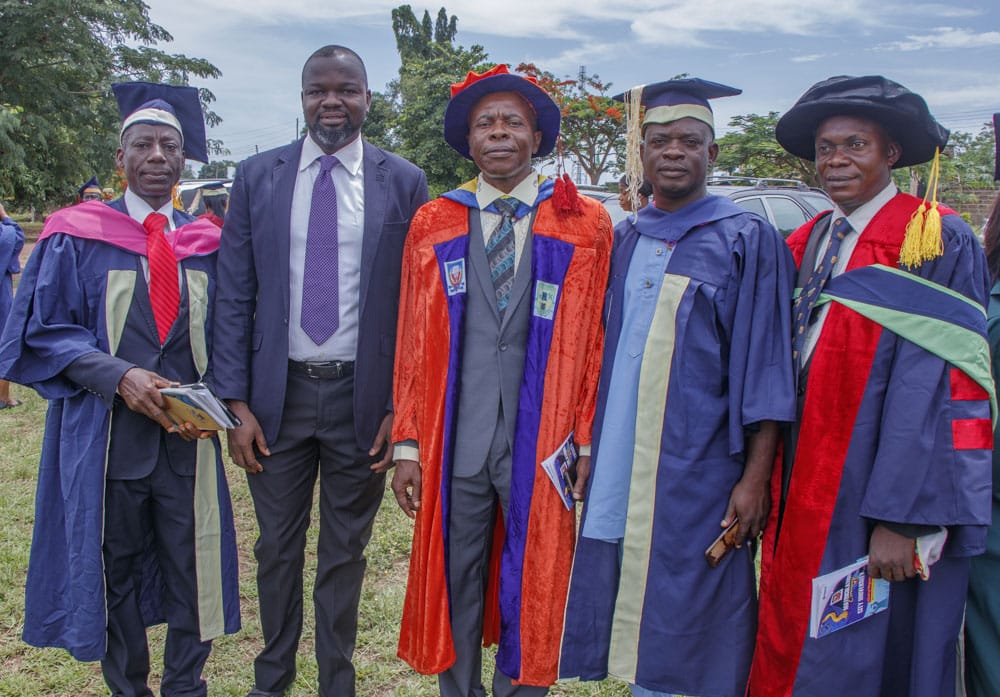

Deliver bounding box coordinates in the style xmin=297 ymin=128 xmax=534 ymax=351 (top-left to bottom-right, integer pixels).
xmin=0 ymin=200 xmax=240 ymax=661
xmin=560 ymin=195 xmax=796 ymax=696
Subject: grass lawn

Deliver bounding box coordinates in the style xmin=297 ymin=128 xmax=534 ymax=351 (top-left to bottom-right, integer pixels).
xmin=0 ymin=385 xmax=629 ymax=696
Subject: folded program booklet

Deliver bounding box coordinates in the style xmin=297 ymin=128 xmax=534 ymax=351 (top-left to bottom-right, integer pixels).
xmin=540 ymin=432 xmax=578 ymax=510
xmin=809 ymin=556 xmax=889 ymax=639
xmin=159 ymin=382 xmax=241 ymax=431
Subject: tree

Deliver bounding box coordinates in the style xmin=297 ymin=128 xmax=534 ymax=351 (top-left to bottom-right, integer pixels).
xmin=372 ymin=5 xmax=485 ymax=196
xmin=0 ymin=0 xmax=222 ymax=210
xmin=516 ymin=64 xmax=625 ymax=185
xmin=714 ymin=112 xmax=818 ymax=185
xmin=199 ymin=160 xmax=238 ymax=179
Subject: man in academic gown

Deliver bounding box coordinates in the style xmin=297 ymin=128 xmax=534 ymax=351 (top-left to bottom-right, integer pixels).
xmin=0 ymin=82 xmax=240 ymax=697
xmin=390 ymin=64 xmax=612 ymax=695
xmin=558 ymin=78 xmax=796 ymax=697
xmin=78 ymin=176 xmax=104 ymax=203
xmin=749 ymin=75 xmax=993 ymax=697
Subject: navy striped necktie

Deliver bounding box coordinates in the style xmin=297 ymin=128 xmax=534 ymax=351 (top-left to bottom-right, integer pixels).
xmin=793 ymin=216 xmax=852 ymax=369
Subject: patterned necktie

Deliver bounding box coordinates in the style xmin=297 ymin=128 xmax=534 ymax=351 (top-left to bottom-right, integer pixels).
xmin=143 ymin=212 xmax=179 ymax=344
xmin=301 ymin=154 xmax=340 ymax=345
xmin=487 ymin=197 xmax=519 ymax=317
xmin=793 ymin=216 xmax=852 ymax=368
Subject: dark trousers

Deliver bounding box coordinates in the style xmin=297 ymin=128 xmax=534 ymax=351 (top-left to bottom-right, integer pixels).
xmin=247 ymin=370 xmax=385 ymax=697
xmin=440 ymin=421 xmax=548 ymax=697
xmin=102 ymin=443 xmax=211 ymax=697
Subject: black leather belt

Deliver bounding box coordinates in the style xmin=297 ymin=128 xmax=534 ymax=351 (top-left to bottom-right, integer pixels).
xmin=287 ymin=359 xmax=354 ymax=379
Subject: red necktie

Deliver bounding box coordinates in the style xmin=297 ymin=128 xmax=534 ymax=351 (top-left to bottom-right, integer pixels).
xmin=143 ymin=212 xmax=179 ymax=344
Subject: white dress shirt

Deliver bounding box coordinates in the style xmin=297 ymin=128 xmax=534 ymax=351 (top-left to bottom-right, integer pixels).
xmin=802 ymin=181 xmax=898 ymax=362
xmin=288 ymin=133 xmax=365 ymax=362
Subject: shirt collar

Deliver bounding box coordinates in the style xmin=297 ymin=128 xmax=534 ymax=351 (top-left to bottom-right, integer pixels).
xmin=834 ymin=181 xmax=898 ymax=234
xmin=299 ymin=133 xmax=364 ymax=177
xmin=475 ymin=170 xmax=540 ymax=211
xmin=124 ymin=188 xmax=176 ymax=229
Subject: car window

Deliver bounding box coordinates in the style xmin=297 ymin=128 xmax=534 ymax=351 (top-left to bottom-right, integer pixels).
xmin=734 ymin=196 xmax=767 ymax=219
xmin=601 ymin=199 xmax=629 ymax=226
xmin=765 ymin=196 xmax=809 ymax=236
xmin=800 ymin=192 xmax=833 ymax=214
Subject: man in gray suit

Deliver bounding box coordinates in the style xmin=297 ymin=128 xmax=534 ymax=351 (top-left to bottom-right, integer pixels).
xmin=213 ymin=46 xmax=428 ymax=697
xmin=390 ymin=65 xmax=612 ymax=696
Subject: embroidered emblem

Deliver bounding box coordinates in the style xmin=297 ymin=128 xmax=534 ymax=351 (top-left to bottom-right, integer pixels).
xmin=533 ymin=281 xmax=559 ymax=320
xmin=445 ymin=259 xmax=466 ymax=296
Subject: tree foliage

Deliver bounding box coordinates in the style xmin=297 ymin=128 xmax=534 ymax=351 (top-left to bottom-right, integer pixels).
xmin=364 ymin=5 xmax=485 ymax=196
xmin=0 ymin=0 xmax=222 ymax=210
xmin=516 ymin=63 xmax=625 ymax=185
xmin=714 ymin=112 xmax=817 ymax=185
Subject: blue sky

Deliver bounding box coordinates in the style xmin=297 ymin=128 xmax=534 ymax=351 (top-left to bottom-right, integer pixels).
xmin=146 ymin=0 xmax=1000 ymax=176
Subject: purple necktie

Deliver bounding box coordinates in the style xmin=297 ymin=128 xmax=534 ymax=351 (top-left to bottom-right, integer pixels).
xmin=301 ymin=154 xmax=340 ymax=345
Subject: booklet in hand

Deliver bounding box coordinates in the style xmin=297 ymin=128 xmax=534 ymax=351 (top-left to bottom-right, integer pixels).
xmin=159 ymin=382 xmax=241 ymax=431
xmin=809 ymin=556 xmax=889 ymax=639
xmin=540 ymin=432 xmax=578 ymax=510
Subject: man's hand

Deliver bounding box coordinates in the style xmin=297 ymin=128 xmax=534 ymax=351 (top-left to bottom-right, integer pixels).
xmin=868 ymin=524 xmax=917 ymax=581
xmin=722 ymin=473 xmax=770 ymax=547
xmin=226 ymin=400 xmax=269 ymax=474
xmin=571 ymin=455 xmax=591 ymax=501
xmin=369 ymin=412 xmax=395 ymax=473
xmin=392 ymin=459 xmax=422 ymax=518
xmin=118 ymin=367 xmax=180 ymax=433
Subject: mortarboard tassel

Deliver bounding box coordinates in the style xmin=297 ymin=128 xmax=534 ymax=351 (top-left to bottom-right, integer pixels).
xmin=172 ymin=182 xmax=183 ymax=210
xmin=623 ymin=85 xmax=645 ymax=213
xmin=900 ymin=148 xmax=943 ymax=268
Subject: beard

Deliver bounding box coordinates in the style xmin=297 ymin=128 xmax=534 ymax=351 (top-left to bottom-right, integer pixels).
xmin=309 ymin=114 xmax=361 ymax=152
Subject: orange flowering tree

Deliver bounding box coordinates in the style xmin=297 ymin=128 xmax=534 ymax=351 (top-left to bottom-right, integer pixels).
xmin=517 ymin=63 xmax=626 ymax=185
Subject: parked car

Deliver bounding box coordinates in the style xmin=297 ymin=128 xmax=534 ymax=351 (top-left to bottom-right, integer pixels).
xmin=707 ymin=177 xmax=832 ymax=237
xmin=579 ymin=177 xmax=832 ymax=237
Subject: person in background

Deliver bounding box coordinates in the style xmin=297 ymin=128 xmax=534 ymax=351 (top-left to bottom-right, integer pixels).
xmin=0 ymin=200 xmax=24 ymax=408
xmin=618 ymin=173 xmax=652 ymax=213
xmin=78 ymin=176 xmax=104 ymax=203
xmin=965 ymin=153 xmax=1000 ymax=695
xmin=0 ymin=81 xmax=240 ymax=697
xmin=196 ymin=181 xmax=228 ymax=227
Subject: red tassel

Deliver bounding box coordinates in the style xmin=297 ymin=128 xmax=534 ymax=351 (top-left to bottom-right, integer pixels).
xmin=553 ymin=173 xmax=583 ymax=215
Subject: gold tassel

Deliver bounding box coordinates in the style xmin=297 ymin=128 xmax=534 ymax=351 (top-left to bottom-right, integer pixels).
xmin=172 ymin=183 xmax=183 ymax=210
xmin=899 ymin=148 xmax=944 ymax=268
xmin=624 ymin=85 xmax=645 ymax=212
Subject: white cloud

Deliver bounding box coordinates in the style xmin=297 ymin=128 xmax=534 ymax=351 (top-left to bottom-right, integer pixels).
xmin=791 ymin=54 xmax=824 ymax=62
xmin=879 ymin=27 xmax=1000 ymax=51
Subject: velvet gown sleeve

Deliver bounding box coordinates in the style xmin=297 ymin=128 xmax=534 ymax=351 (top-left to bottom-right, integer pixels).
xmin=859 ymin=216 xmax=993 ymax=534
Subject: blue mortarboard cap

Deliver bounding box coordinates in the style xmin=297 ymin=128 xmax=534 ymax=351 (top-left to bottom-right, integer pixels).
xmin=612 ymin=78 xmax=741 ymax=132
xmin=78 ymin=176 xmax=101 ymax=197
xmin=111 ymin=82 xmax=209 ymax=163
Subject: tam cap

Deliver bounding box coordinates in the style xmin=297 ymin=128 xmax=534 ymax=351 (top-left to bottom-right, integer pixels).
xmin=776 ymin=75 xmax=948 ymax=169
xmin=112 ymin=82 xmax=209 ymax=163
xmin=443 ymin=64 xmax=560 ymax=160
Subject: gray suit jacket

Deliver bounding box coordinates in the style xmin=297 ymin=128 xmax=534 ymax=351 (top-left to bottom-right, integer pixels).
xmin=451 ymin=210 xmax=535 ymax=477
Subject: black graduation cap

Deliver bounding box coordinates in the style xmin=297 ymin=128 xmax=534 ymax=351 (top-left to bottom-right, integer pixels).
xmin=111 ymin=82 xmax=209 ymax=163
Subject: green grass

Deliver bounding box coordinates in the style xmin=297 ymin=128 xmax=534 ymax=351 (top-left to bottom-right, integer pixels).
xmin=0 ymin=385 xmax=628 ymax=696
